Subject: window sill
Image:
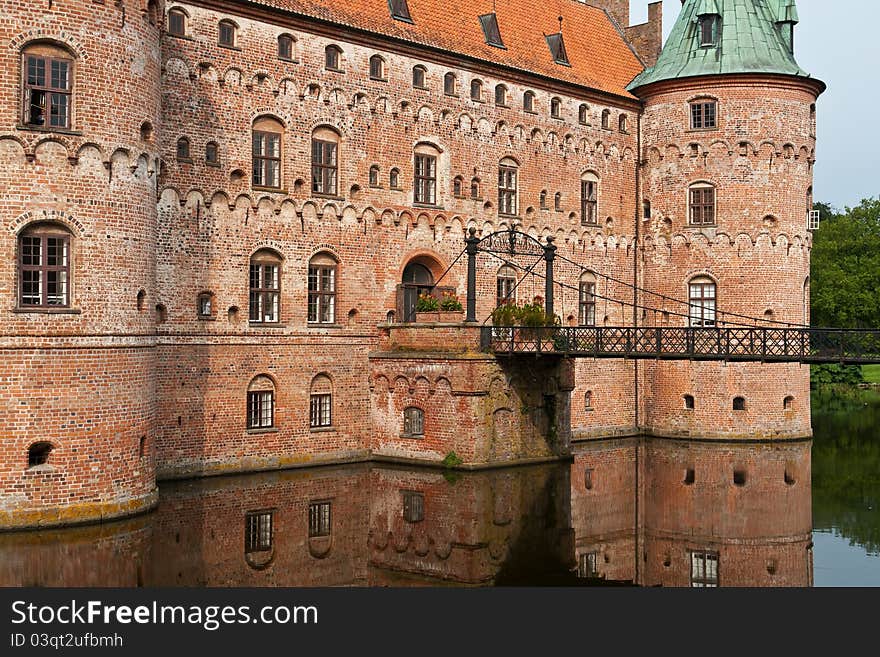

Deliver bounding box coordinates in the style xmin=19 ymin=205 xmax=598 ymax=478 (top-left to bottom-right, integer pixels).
xmin=310 ymin=426 xmax=337 ymax=434
xmin=579 ymin=121 xmax=590 ymax=127
xmin=313 ymin=193 xmax=345 ymax=201
xmin=444 ymin=93 xmax=459 ymax=98
xmin=524 ymin=109 xmax=538 ymax=115
xmin=218 ymin=43 xmax=242 ymax=51
xmin=551 ymin=115 xmax=564 ymax=121
xmin=177 ymin=158 xmax=193 ymax=164
xmin=369 ymin=184 xmax=383 ymax=190
xmin=13 ymin=306 xmax=81 ymax=314
xmin=248 ymin=321 xmax=286 ymax=327
xmin=413 ymin=85 xmax=429 ymax=91
xmin=400 ymin=433 xmax=424 ymax=439
xmin=495 ymin=103 xmax=508 ymax=109
xmin=370 ymin=76 xmax=388 ymax=82
xmin=206 ymin=161 xmax=221 ymax=168
xmin=252 ymin=186 xmax=288 ymax=194
xmin=246 ymin=427 xmax=279 ymax=435
xmin=166 ymin=33 xmax=195 ymax=42
xmin=307 ymin=323 xmax=343 ymax=329
xmin=197 ymin=315 xmax=217 ymax=321
xmin=279 ymin=57 xmax=300 ymax=64
xmin=16 ymin=124 xmax=82 ymax=136
xmin=686 ymin=127 xmax=719 ymax=133
xmin=325 ymin=67 xmax=345 ymax=74
xmin=413 ymin=203 xmax=443 ymax=210
xmin=498 ymin=213 xmax=520 ymax=219
xmin=389 ymin=186 xmax=403 ymax=191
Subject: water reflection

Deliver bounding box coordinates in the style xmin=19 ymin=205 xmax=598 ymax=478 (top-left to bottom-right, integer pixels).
xmin=0 ymin=437 xmax=823 ymax=587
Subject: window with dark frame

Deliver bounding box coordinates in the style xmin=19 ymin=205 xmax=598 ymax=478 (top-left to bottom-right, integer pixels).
xmin=176 ymin=137 xmax=190 ymax=160
xmin=168 ymin=9 xmax=186 ymax=37
xmin=205 ymin=141 xmax=218 ymax=164
xmin=545 ymin=32 xmax=569 ymax=65
xmin=495 ymin=85 xmax=507 ymax=106
xmin=390 ymin=168 xmax=400 ymax=188
xmin=690 ymin=101 xmax=717 ymax=129
xmin=389 ymin=0 xmax=413 ymax=22
xmin=498 ymin=160 xmax=517 ymax=216
xmin=581 ymin=178 xmax=598 ymax=225
xmin=197 ymin=293 xmax=212 ymax=317
xmin=443 ymin=72 xmax=456 ymax=96
xmin=453 ymin=177 xmax=463 ymax=197
xmin=218 ymin=20 xmax=236 ymax=47
xmin=619 ymin=114 xmax=628 ymax=133
xmin=577 ymin=552 xmax=599 ymax=578
xmin=311 ymin=138 xmax=338 ymax=196
xmin=690 ymin=551 xmax=719 ymax=587
xmin=247 ymin=389 xmax=274 ymax=429
xmin=688 ymin=278 xmax=716 ymax=327
xmin=325 ymin=45 xmax=342 ymax=71
xmin=689 ymin=185 xmax=716 ymax=225
xmin=403 ymin=407 xmax=424 ymax=437
xmin=523 ymin=91 xmax=535 ymax=112
xmin=540 ymin=190 xmax=547 ymax=208
xmin=402 ymin=491 xmax=424 ymax=523
xmin=278 ymin=34 xmax=294 ymax=60
xmin=252 ymin=127 xmax=281 ymax=188
xmin=245 ymin=511 xmax=273 ymax=553
xmin=578 ymin=104 xmax=589 ymax=124
xmin=369 ymin=55 xmax=386 ymax=80
xmin=369 ymin=165 xmax=379 ymax=187
xmin=699 ymin=15 xmax=720 ymax=48
xmin=479 ymin=12 xmax=505 ymax=48
xmin=579 ymin=279 xmax=596 ymax=326
xmin=23 ymin=48 xmax=73 ymax=129
xmin=554 ymin=192 xmax=562 ymax=211
xmin=249 ymin=252 xmax=280 ymax=323
xmin=550 ymin=97 xmax=562 ymax=118
xmin=471 ymin=79 xmax=482 ymax=101
xmin=310 ymin=393 xmax=332 ymax=428
xmin=412 ymin=65 xmax=427 ymax=89
xmin=601 ymin=109 xmax=610 ymax=129
xmin=470 ymin=178 xmax=480 ymax=199
xmin=308 ymin=257 xmax=336 ymax=324
xmin=19 ymin=228 xmax=70 ymax=308
xmin=308 ymin=501 xmax=331 ymax=537
xmin=414 ymin=153 xmax=437 ymax=205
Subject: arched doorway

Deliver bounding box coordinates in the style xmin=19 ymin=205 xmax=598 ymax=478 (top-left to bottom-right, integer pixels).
xmin=401 ymin=262 xmax=434 ymax=322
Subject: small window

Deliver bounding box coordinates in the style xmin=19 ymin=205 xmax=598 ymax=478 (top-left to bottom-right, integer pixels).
xmin=28 ymin=442 xmax=53 ymax=468
xmin=584 ymin=390 xmax=594 ymax=411
xmin=403 ymin=407 xmax=424 ymax=437
xmin=245 ymin=511 xmax=273 ymax=553
xmin=18 ymin=224 xmax=72 ymax=308
xmin=325 ymin=45 xmax=342 ymax=71
xmin=137 ymin=289 xmax=146 ymax=311
xmin=577 ymin=552 xmax=599 ymax=578
xmin=308 ymin=501 xmax=331 ymax=537
xmin=498 ymin=157 xmax=518 ymax=216
xmin=22 ymin=43 xmax=75 ymax=129
xmin=699 ymin=15 xmax=720 ymax=48
xmin=540 ymin=190 xmax=548 ymax=209
xmin=310 ymin=374 xmax=332 ymax=429
xmin=389 ymin=0 xmax=413 ymax=22
xmin=688 ymin=276 xmax=716 ymax=327
xmin=618 ymin=114 xmax=628 ymax=133
xmin=733 ymin=397 xmax=746 ymax=411
xmin=252 ymin=116 xmax=283 ymax=189
xmin=369 ymin=54 xmax=386 ymax=81
xmin=470 ymin=79 xmax=483 ymax=101
xmin=197 ymin=292 xmax=213 ymax=317
xmin=684 ymin=468 xmax=695 ymax=485
xmin=390 ymin=168 xmax=400 ymax=189
xmin=443 ymin=72 xmax=457 ymax=96
xmin=545 ymin=32 xmax=569 ymax=65
xmin=205 ymin=141 xmax=219 ymax=165
xmin=523 ymin=91 xmax=535 ymax=113
xmin=470 ymin=177 xmax=480 ymax=200
xmin=495 ymin=84 xmax=508 ymax=106
xmin=554 ymin=192 xmax=562 ymax=211
xmin=783 ymin=396 xmax=794 ymax=410
xmin=578 ymin=104 xmax=589 ymax=125
xmin=579 ymin=273 xmax=596 ymax=326
xmin=176 ymin=137 xmax=191 ymax=161
xmin=369 ymin=165 xmax=380 ymax=187
xmin=580 ymin=172 xmax=598 ymax=226
xmin=402 ymin=491 xmax=424 ymax=523
xmin=733 ymin=469 xmax=747 ymax=486
xmin=308 ymin=252 xmax=337 ymax=324
xmin=168 ymin=8 xmax=186 ymax=37
xmin=311 ymin=127 xmax=339 ymax=196
xmin=246 ymin=375 xmax=275 ymax=430
xmin=412 ymin=65 xmax=427 ymax=89
xmin=479 ymin=12 xmax=505 ymax=48
xmin=690 ymin=551 xmax=719 ymax=587
xmin=684 ymin=394 xmax=695 ymax=409
xmin=689 ymin=184 xmax=716 ymax=225
xmin=584 ymin=467 xmax=594 ymax=490
xmin=278 ymin=34 xmax=295 ymax=60
xmin=550 ymin=97 xmax=562 ymax=119
xmin=453 ymin=176 xmax=463 ymax=197
xmin=249 ymin=249 xmax=281 ymax=323
xmin=496 ymin=265 xmax=517 ymax=306
xmin=643 ymin=200 xmax=651 ymax=219
xmin=218 ymin=20 xmax=236 ymax=47
xmin=601 ymin=109 xmax=611 ymax=130
xmin=690 ymin=100 xmax=717 ymax=130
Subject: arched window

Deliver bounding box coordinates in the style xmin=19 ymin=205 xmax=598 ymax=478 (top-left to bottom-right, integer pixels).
xmin=147 ymin=0 xmax=160 ymax=26
xmin=247 ymin=375 xmax=275 ymax=430
xmin=453 ymin=176 xmax=463 ymax=197
xmin=310 ymin=374 xmax=332 ymax=429
xmin=308 ymin=252 xmax=337 ymax=324
xmin=443 ymin=72 xmax=457 ymax=96
xmin=689 ymin=183 xmax=716 ymax=225
xmin=601 ymin=109 xmax=610 ymax=129
xmin=390 ymin=168 xmax=400 ymax=189
xmin=412 ymin=65 xmax=427 ymax=89
xmin=218 ymin=19 xmax=237 ymax=47
xmin=369 ymin=164 xmax=380 ymax=187
xmin=414 ymin=143 xmax=440 ymax=205
xmin=688 ymin=276 xmax=716 ymax=327
xmin=554 ymin=192 xmax=562 ymax=211
xmin=618 ymin=114 xmax=628 ymax=133
xmin=402 ymin=407 xmax=424 ymax=437
xmin=495 ymin=84 xmax=508 ymax=106
xmin=205 ymin=141 xmax=219 ymax=165
xmin=249 ymin=249 xmax=281 ymax=323
xmin=28 ymin=442 xmax=53 ymax=468
xmin=325 ymin=44 xmax=342 ymax=71
xmin=498 ymin=157 xmax=518 ymax=216
xmin=581 ymin=172 xmax=598 ymax=225
xmin=810 ymin=103 xmax=816 ymax=137
xmin=550 ymin=97 xmax=562 ymax=119
xmin=470 ymin=177 xmax=480 ymax=200
xmin=311 ymin=126 xmax=339 ymax=196
xmin=783 ymin=396 xmax=794 ymax=410
xmin=496 ymin=265 xmax=517 ymax=306
xmin=369 ymin=54 xmax=387 ymax=80
xmin=578 ymin=103 xmax=589 ymax=125
xmin=643 ymin=199 xmax=651 ymax=219
xmin=18 ymin=223 xmax=72 ymax=308
xmin=167 ymin=8 xmax=187 ymax=37
xmin=523 ymin=91 xmax=535 ymax=112
xmin=278 ymin=34 xmax=295 ymax=60
xmin=584 ymin=391 xmax=593 ymax=411
xmin=579 ymin=272 xmax=596 ymax=326
xmin=733 ymin=396 xmax=746 ymax=411
xmin=22 ymin=42 xmax=75 ymax=129
xmin=540 ymin=189 xmax=548 ymax=209
xmin=176 ymin=137 xmax=190 ymax=161
xmin=252 ymin=116 xmax=283 ymax=189
xmin=684 ymin=394 xmax=695 ymax=410
xmin=470 ymin=79 xmax=483 ymax=101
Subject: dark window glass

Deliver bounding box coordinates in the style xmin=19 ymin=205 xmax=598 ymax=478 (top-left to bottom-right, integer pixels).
xmin=278 ymin=35 xmax=294 ymax=60
xmin=247 ymin=390 xmax=274 ymax=429
xmin=551 ymin=97 xmax=561 ymax=118
xmin=470 ymin=178 xmax=479 ymax=199
xmin=245 ymin=512 xmax=273 ymax=552
xmin=24 ymin=55 xmax=72 ymax=128
xmin=523 ymin=92 xmax=534 ymax=112
xmin=581 ymin=180 xmax=598 ymax=225
xmin=414 ymin=154 xmax=437 ymax=205
xmin=218 ymin=21 xmax=235 ymax=47
xmin=444 ymin=73 xmax=456 ymax=95
xmin=403 ymin=491 xmax=424 ymax=522
xmin=205 ymin=142 xmax=218 ymax=164
xmin=601 ymin=110 xmax=610 ymax=129
xmin=325 ymin=46 xmax=341 ymax=70
xmin=545 ymin=33 xmax=569 ymax=65
xmin=369 ymin=55 xmax=385 ymax=80
xmin=479 ymin=12 xmax=505 ymax=47
xmin=311 ymin=139 xmax=338 ymax=195
xmin=412 ymin=66 xmax=426 ymax=88
xmin=308 ymin=264 xmax=336 ymax=324
xmin=690 ymin=101 xmax=717 ymax=129
xmin=389 ymin=0 xmax=413 ymax=22
xmin=689 ymin=186 xmax=716 ymax=225
xmin=252 ymin=130 xmax=281 ymax=188
xmin=310 ymin=393 xmax=332 ymax=428
xmin=579 ymin=281 xmax=596 ymax=326
xmin=168 ymin=9 xmax=186 ymax=36
xmin=308 ymin=501 xmax=331 ymax=537
xmin=369 ymin=165 xmax=379 ymax=187
xmin=700 ymin=16 xmax=719 ymax=47
xmin=578 ymin=104 xmax=589 ymax=124
xmin=390 ymin=168 xmax=400 ymax=188
xmin=495 ymin=85 xmax=507 ymax=106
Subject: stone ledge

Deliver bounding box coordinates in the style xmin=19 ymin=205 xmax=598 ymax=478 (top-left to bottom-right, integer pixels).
xmin=0 ymin=488 xmax=158 ymax=532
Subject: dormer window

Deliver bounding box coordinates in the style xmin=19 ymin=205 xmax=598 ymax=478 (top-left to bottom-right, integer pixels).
xmin=388 ymin=0 xmax=413 ymax=23
xmin=699 ymin=14 xmax=720 ymax=48
xmin=545 ymin=33 xmax=569 ymax=66
xmin=479 ymin=12 xmax=505 ymax=48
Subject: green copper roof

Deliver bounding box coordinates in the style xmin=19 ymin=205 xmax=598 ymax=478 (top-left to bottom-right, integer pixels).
xmin=628 ymin=0 xmax=815 ymax=92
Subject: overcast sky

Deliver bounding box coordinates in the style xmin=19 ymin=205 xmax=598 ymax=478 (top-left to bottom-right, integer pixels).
xmin=630 ymin=0 xmax=874 ymax=210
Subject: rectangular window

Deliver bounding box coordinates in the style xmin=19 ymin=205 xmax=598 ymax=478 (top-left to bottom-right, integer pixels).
xmin=252 ymin=131 xmax=281 ymax=188
xmin=168 ymin=11 xmax=185 ymax=36
xmin=389 ymin=0 xmax=413 ymax=22
xmin=219 ymin=22 xmax=235 ymax=47
xmin=19 ymin=234 xmax=70 ymax=307
xmin=310 ymin=393 xmax=332 ymax=428
xmin=577 ymin=552 xmax=599 ymax=578
xmin=545 ymin=33 xmax=570 ymax=65
xmin=690 ymin=551 xmax=719 ymax=587
xmin=414 ymin=154 xmax=437 ymax=205
xmin=249 ymin=263 xmax=279 ymax=323
xmin=402 ymin=491 xmax=424 ymax=523
xmin=245 ymin=511 xmax=273 ymax=552
xmin=496 ymin=276 xmax=516 ymax=307
xmin=403 ymin=408 xmax=424 ymax=437
xmin=689 ymin=282 xmax=716 ymax=327
xmin=479 ymin=13 xmax=505 ymax=48
xmin=689 ymin=187 xmax=716 ymax=225
xmin=579 ymin=282 xmax=596 ymax=326
xmin=690 ymin=101 xmax=717 ymax=130
xmin=247 ymin=390 xmax=274 ymax=429
xmin=498 ymin=166 xmax=517 ymax=215
xmin=24 ymin=55 xmax=72 ymax=129
xmin=309 ymin=501 xmax=331 ymax=537
xmin=308 ymin=265 xmax=336 ymax=324
xmin=581 ymin=180 xmax=597 ymax=225
xmin=311 ymin=139 xmax=337 ymax=196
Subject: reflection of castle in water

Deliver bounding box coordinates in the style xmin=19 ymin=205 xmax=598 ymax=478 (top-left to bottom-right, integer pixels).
xmin=0 ymin=439 xmax=812 ymax=587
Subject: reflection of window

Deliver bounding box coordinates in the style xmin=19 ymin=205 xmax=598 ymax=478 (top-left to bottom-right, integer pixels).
xmin=690 ymin=551 xmax=719 ymax=587
xmin=403 ymin=407 xmax=424 ymax=437
xmin=403 ymin=491 xmax=424 ymax=523
xmin=245 ymin=511 xmax=273 ymax=553
xmin=688 ymin=277 xmax=716 ymax=327
xmin=18 ymin=224 xmax=71 ymax=308
xmin=309 ymin=501 xmax=331 ymax=537
xmin=578 ymin=552 xmax=599 ymax=578
xmin=308 ymin=253 xmax=337 ymax=324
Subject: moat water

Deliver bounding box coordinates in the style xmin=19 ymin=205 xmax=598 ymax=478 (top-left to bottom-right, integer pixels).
xmin=1 ymin=390 xmax=878 ymax=587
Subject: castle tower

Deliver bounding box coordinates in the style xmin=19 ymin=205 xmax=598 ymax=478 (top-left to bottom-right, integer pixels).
xmin=629 ymin=0 xmax=823 ymax=440
xmin=0 ymin=0 xmax=163 ymax=527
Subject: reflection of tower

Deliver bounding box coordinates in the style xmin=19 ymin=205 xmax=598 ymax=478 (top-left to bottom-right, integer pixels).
xmin=0 ymin=1 xmax=163 ymax=527
xmin=629 ymin=0 xmax=823 ymax=440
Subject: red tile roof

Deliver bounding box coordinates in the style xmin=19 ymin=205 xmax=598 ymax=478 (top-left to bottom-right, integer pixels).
xmin=246 ymin=0 xmax=645 ymax=99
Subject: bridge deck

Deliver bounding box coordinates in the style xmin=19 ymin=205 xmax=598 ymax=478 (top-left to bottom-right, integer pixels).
xmin=481 ymin=326 xmax=880 ymax=364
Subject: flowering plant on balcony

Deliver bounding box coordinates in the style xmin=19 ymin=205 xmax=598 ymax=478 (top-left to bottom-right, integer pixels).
xmin=490 ymin=296 xmax=558 ymax=327
xmin=416 ymin=292 xmax=439 ymax=312
xmin=439 ymin=291 xmax=463 ymax=311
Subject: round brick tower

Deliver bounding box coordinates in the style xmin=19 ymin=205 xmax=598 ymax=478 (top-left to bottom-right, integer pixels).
xmin=629 ymin=0 xmax=824 ymax=440
xmin=0 ymin=0 xmax=163 ymax=528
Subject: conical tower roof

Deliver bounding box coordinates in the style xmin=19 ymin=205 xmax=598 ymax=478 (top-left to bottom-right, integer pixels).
xmin=628 ymin=0 xmax=819 ymax=92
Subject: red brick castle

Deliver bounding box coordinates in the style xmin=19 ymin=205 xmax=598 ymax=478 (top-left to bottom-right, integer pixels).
xmin=0 ymin=0 xmax=822 ymax=529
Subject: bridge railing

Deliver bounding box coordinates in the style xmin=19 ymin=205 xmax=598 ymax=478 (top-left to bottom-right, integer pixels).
xmin=480 ymin=326 xmax=880 ymax=364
